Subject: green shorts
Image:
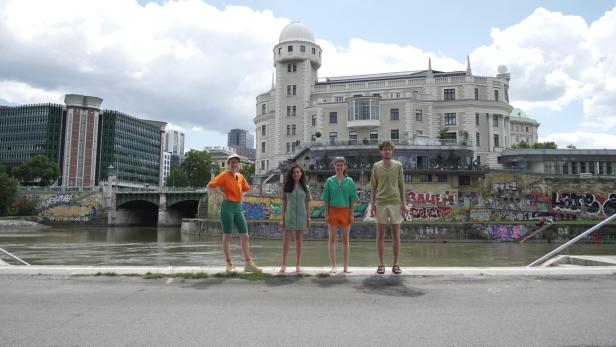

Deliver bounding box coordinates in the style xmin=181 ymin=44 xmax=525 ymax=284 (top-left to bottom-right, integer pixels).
xmin=220 ymin=200 xmax=248 ymax=234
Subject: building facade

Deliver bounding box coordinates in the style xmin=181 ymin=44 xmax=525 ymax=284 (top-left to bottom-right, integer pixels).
xmin=254 ymin=22 xmax=541 ymax=179
xmin=0 ymin=103 xmax=64 ymax=166
xmin=228 ymin=128 xmax=256 ymax=161
xmin=164 ymin=130 xmax=185 ymax=159
xmin=97 ymin=110 xmax=165 ymax=188
xmin=501 ymin=149 xmax=616 ymax=176
xmin=509 ymin=108 xmax=539 ymax=146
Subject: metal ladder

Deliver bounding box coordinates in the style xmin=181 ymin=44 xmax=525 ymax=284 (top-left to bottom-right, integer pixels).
xmin=527 ymin=213 xmax=616 ymax=267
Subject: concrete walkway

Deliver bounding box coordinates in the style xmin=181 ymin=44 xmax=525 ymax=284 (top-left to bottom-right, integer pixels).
xmin=2 ymin=255 xmax=616 ymax=276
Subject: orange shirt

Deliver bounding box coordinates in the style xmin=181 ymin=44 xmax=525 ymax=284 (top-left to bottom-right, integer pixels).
xmin=208 ymin=171 xmax=250 ymax=202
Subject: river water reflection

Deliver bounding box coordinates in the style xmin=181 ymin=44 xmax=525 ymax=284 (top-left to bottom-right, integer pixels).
xmin=1 ymin=226 xmax=615 ymax=267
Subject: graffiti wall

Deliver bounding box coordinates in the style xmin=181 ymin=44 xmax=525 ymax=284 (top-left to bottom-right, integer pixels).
xmin=20 ymin=191 xmax=103 ymax=224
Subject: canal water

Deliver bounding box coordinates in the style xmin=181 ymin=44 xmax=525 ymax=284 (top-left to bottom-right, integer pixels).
xmin=1 ymin=226 xmax=615 ymax=267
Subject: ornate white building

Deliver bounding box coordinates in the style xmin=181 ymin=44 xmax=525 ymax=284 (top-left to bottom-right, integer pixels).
xmin=254 ymin=22 xmax=538 ymax=179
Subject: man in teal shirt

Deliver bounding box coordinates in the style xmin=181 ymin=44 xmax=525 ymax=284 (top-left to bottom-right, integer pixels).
xmin=370 ymin=140 xmax=408 ymax=275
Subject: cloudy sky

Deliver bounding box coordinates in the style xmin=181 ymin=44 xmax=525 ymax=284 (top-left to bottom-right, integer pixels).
xmin=1 ymin=0 xmax=616 ymax=150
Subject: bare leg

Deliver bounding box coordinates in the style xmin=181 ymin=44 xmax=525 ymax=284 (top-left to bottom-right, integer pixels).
xmin=239 ymin=233 xmax=251 ymax=261
xmin=280 ymin=231 xmax=291 ymax=272
xmin=376 ymin=223 xmax=386 ymax=266
xmin=295 ymin=230 xmax=303 ymax=272
xmin=328 ymin=224 xmax=337 ymax=273
xmin=392 ymin=224 xmax=401 ymax=266
xmin=223 ymin=234 xmax=232 ymax=263
xmin=342 ymin=226 xmax=351 ymax=273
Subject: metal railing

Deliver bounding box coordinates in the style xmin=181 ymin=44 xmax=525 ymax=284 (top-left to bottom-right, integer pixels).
xmin=527 ymin=213 xmax=616 ymax=267
xmin=0 ymin=247 xmax=30 ymax=265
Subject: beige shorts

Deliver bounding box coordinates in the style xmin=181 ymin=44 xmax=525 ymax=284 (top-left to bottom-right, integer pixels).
xmin=375 ymin=203 xmax=403 ymax=225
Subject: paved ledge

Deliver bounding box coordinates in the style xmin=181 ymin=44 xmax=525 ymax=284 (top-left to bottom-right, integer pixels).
xmin=1 ymin=265 xmax=616 ymax=276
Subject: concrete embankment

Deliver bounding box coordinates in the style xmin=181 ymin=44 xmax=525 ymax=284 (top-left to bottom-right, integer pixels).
xmin=0 ymin=220 xmax=50 ymax=229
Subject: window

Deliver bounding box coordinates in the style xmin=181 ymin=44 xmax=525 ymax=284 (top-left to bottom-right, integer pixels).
xmin=412 ymin=90 xmax=419 ymax=99
xmin=476 ymin=132 xmax=480 ymax=146
xmin=475 ymin=113 xmax=479 ymax=126
xmin=444 ymin=113 xmax=456 ymax=125
xmin=416 ymin=130 xmax=423 ymax=135
xmin=349 ymin=131 xmax=357 ymax=143
xmin=287 ymin=63 xmax=297 ymax=72
xmin=370 ymin=130 xmax=378 ymax=141
xmin=459 ymin=176 xmax=470 ymax=185
xmin=334 ymin=96 xmax=344 ymax=102
xmin=261 ymin=161 xmax=265 ymax=170
xmin=286 ymin=106 xmax=297 ymax=116
xmin=261 ymin=141 xmax=265 ymax=153
xmin=312 ymin=47 xmax=316 ymax=54
xmin=415 ymin=110 xmax=423 ymax=121
xmin=288 ymin=45 xmax=293 ymax=52
xmin=474 ymin=88 xmax=479 ymax=100
xmin=261 ymin=125 xmax=266 ymax=136
xmin=278 ymin=48 xmax=281 ymax=55
xmin=420 ymin=174 xmax=432 ymax=182
xmin=525 ymin=126 xmax=529 ymax=133
xmin=493 ymin=134 xmax=500 ymax=148
xmin=300 ymin=45 xmax=305 ymax=53
xmin=329 ymin=132 xmax=337 ymax=143
xmin=286 ymin=142 xmax=291 ymax=153
xmin=404 ymin=174 xmax=412 ymax=182
xmin=445 ymin=132 xmax=457 ymax=140
xmin=391 ymin=92 xmax=401 ymax=99
xmin=287 ymin=85 xmax=296 ymax=96
xmin=494 ymin=90 xmax=499 ymax=101
xmin=347 ymin=97 xmax=380 ymax=121
xmin=261 ymin=104 xmax=266 ymax=115
xmin=311 ymin=115 xmax=316 ymax=127
xmin=444 ymin=88 xmax=455 ymax=101
xmin=287 ymin=125 xmax=291 ymax=136
xmin=292 ymin=125 xmax=296 ymax=135
xmin=390 ymin=108 xmax=399 ymax=121
xmin=390 ymin=129 xmax=399 ymax=140
xmin=329 ymin=112 xmax=337 ymax=123
xmin=292 ymin=141 xmax=299 ymax=151
xmin=493 ymin=114 xmax=499 ymax=127
xmin=437 ymin=174 xmax=447 ymax=182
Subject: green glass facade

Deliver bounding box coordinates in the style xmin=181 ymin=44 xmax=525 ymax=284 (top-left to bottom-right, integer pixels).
xmin=97 ymin=110 xmax=161 ymax=187
xmin=0 ymin=104 xmax=64 ymax=166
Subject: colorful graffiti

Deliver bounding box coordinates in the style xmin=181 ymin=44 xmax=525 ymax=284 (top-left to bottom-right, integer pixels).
xmin=34 ymin=192 xmax=102 ymax=224
xmin=551 ymin=192 xmax=616 ymax=216
xmin=482 ymin=224 xmax=528 ymax=241
xmin=403 ymin=206 xmax=451 ymax=221
xmin=406 ymin=192 xmax=456 ymax=206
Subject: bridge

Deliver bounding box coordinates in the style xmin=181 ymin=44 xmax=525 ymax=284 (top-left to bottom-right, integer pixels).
xmin=108 ymin=187 xmax=207 ymax=226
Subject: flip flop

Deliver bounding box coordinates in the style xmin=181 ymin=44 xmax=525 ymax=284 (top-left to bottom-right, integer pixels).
xmin=392 ymin=265 xmax=402 ymax=275
xmin=376 ymin=265 xmax=385 ymax=274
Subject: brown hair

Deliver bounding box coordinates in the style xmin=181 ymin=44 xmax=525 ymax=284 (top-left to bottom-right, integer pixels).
xmin=378 ymin=140 xmax=395 ymax=150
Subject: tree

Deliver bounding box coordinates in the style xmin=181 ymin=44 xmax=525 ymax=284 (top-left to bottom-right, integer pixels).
xmin=13 ymin=155 xmax=59 ymax=186
xmin=165 ymin=165 xmax=189 ymax=187
xmin=239 ymin=163 xmax=255 ymax=183
xmin=511 ymin=141 xmax=531 ymax=149
xmin=566 ymin=144 xmax=577 ymax=149
xmin=532 ymin=141 xmax=558 ymax=149
xmin=0 ymin=164 xmax=19 ymax=216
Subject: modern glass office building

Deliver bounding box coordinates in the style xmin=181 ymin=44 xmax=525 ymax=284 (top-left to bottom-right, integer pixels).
xmin=97 ymin=110 xmax=163 ymax=188
xmin=0 ymin=104 xmax=64 ymax=166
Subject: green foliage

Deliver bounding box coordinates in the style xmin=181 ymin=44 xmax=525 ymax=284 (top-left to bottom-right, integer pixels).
xmin=12 ymin=155 xmax=59 ymax=186
xmin=566 ymin=144 xmax=577 ymax=149
xmin=532 ymin=141 xmax=558 ymax=149
xmin=438 ymin=128 xmax=448 ymax=139
xmin=10 ymin=196 xmax=39 ymax=216
xmin=314 ymin=131 xmax=322 ymax=138
xmin=239 ymin=163 xmax=255 ymax=182
xmin=511 ymin=141 xmax=531 ymax=149
xmin=165 ymin=150 xmax=216 ymax=187
xmin=0 ymin=164 xmax=19 ymax=216
xmin=166 ymin=165 xmax=189 ymax=187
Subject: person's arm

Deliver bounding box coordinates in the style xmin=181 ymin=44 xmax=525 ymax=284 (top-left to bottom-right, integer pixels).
xmin=349 ymin=179 xmax=358 ymax=223
xmin=305 ymin=186 xmax=312 ymax=229
xmin=206 ymin=174 xmax=226 ymax=199
xmin=370 ymin=166 xmax=377 ymax=217
xmin=398 ymin=164 xmax=408 ymax=213
xmin=279 ymin=191 xmax=286 ymax=230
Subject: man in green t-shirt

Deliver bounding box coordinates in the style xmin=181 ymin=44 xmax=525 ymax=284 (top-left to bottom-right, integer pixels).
xmin=370 ymin=140 xmax=408 ymax=275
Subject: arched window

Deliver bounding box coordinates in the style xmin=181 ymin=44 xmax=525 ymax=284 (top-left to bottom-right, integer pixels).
xmin=262 ymin=104 xmax=266 ymax=115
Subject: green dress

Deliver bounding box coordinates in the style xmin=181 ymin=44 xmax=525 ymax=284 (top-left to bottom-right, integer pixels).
xmin=283 ymin=186 xmax=311 ymax=230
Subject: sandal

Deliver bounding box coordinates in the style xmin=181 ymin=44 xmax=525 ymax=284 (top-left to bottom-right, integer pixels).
xmin=392 ymin=265 xmax=402 ymax=275
xmin=376 ymin=265 xmax=385 ymax=274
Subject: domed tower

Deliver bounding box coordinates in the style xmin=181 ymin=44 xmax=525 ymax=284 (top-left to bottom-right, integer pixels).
xmin=255 ymin=22 xmax=321 ymax=177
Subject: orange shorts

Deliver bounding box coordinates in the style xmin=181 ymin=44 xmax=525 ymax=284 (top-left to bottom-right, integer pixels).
xmin=327 ymin=207 xmax=352 ymax=227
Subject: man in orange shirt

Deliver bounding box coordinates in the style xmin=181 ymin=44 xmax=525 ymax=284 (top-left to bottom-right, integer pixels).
xmin=207 ymin=153 xmax=261 ymax=273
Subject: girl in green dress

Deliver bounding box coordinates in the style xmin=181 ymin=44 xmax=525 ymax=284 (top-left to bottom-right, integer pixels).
xmin=279 ymin=164 xmax=312 ymax=273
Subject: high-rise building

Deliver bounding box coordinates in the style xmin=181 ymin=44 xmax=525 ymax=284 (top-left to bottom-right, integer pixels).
xmin=227 ymin=128 xmax=256 ymax=161
xmin=0 ymin=103 xmax=64 ymax=166
xmin=164 ymin=130 xmax=185 ymax=158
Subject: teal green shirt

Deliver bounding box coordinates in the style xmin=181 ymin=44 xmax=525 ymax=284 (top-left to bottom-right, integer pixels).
xmin=370 ymin=160 xmax=404 ymax=204
xmin=321 ymin=176 xmax=358 ymax=208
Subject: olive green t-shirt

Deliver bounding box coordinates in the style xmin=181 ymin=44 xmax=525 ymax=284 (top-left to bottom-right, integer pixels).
xmin=370 ymin=160 xmax=404 ymax=204
xmin=321 ymin=176 xmax=358 ymax=208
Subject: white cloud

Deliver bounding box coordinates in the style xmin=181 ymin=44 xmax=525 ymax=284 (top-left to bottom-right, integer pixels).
xmin=540 ymin=131 xmax=616 ymax=149
xmin=1 ymin=2 xmax=616 ymax=149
